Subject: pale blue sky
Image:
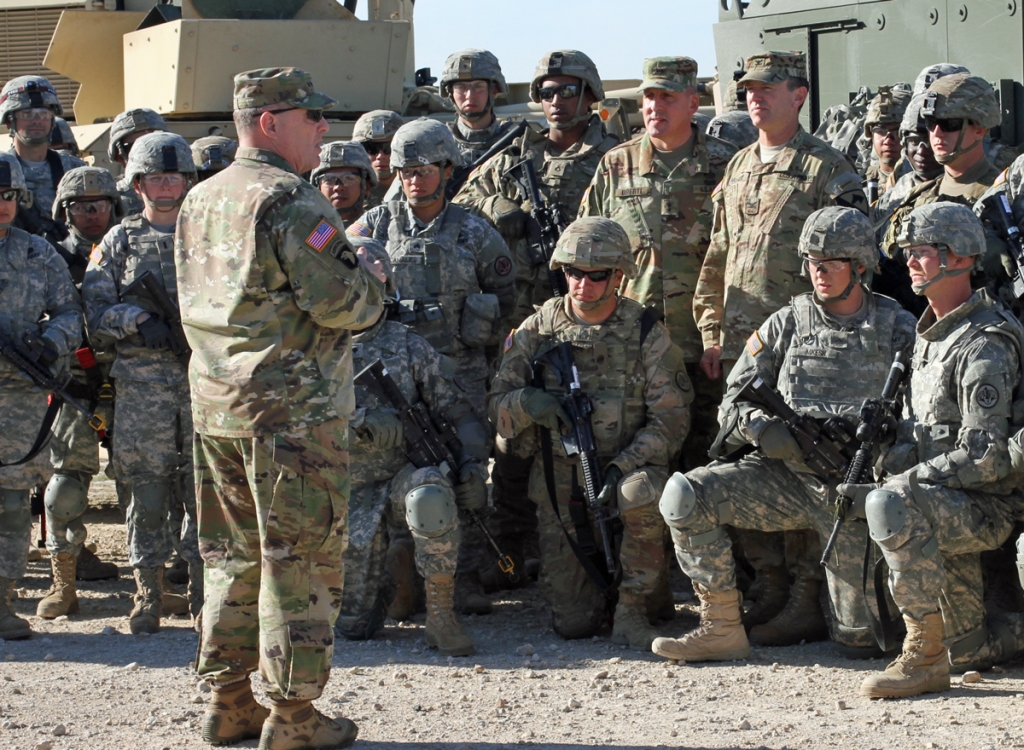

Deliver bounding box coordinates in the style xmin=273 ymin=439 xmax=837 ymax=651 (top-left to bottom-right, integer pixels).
xmin=410 ymin=1 xmax=721 ymax=85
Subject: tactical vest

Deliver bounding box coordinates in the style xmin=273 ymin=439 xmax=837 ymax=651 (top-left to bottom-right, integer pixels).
xmin=531 ymin=298 xmax=650 ymax=460
xmin=779 ymin=294 xmax=901 ymax=419
xmin=350 ymin=319 xmax=414 ymax=483
xmin=527 ymin=128 xmax=618 ymax=219
xmin=385 ymin=201 xmax=479 ymax=355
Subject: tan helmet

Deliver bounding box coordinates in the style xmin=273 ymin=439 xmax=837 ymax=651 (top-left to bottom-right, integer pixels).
xmin=898 ymin=201 xmax=985 ymax=293
xmin=53 ymin=167 xmax=123 ymax=224
xmin=863 ymin=84 xmax=913 ymax=138
xmin=550 ymin=217 xmax=636 ymax=278
xmin=921 ymin=73 xmax=1001 ymax=129
xmin=529 ymin=49 xmax=604 ymax=103
xmin=352 ymin=109 xmax=405 ymax=143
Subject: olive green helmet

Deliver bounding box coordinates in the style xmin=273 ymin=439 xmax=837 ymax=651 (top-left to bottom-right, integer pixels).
xmin=898 ymin=201 xmax=985 ymax=293
xmin=0 ymin=75 xmax=62 ymax=125
xmin=107 ymin=108 xmax=168 ymax=163
xmin=310 ymin=141 xmax=378 ymax=187
xmin=190 ymin=136 xmax=237 ymax=175
xmin=863 ymin=84 xmax=913 ymax=138
xmin=352 ymin=109 xmax=404 ymax=143
xmin=439 ymin=49 xmax=508 ymax=98
xmin=529 ymin=49 xmax=604 ymax=103
xmin=124 ymin=131 xmax=196 ymax=185
xmin=53 ymin=167 xmax=123 ymax=224
xmin=390 ymin=119 xmax=462 ymax=169
xmin=921 ymin=73 xmax=1001 ymax=129
xmin=549 ymin=217 xmax=636 ymax=278
xmin=0 ymin=152 xmax=30 ymax=203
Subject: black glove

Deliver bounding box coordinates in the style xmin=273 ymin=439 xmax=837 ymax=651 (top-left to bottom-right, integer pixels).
xmin=137 ymin=316 xmax=173 ymax=350
xmin=21 ymin=333 xmax=59 ymax=367
xmin=455 ymin=463 xmax=488 ymax=511
xmin=595 ymin=465 xmax=624 ymax=508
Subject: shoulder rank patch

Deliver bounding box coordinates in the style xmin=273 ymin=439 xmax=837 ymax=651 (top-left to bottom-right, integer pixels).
xmin=504 ymin=328 xmax=516 ymax=353
xmin=976 ymin=383 xmax=1000 ymax=409
xmin=746 ymin=330 xmax=764 ymax=357
xmin=89 ymin=245 xmax=103 ymax=265
xmin=305 ymin=220 xmax=338 ymax=252
xmin=994 ymin=169 xmax=1008 ymax=187
xmin=346 ymin=222 xmax=371 ymax=238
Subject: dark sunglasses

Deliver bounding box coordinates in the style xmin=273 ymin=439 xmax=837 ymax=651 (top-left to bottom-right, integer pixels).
xmin=270 ymin=107 xmax=324 ymax=123
xmin=924 ymin=116 xmax=965 ymax=133
xmin=362 ymin=142 xmax=392 ymax=156
xmin=538 ymin=84 xmax=581 ymax=102
xmin=563 ymin=266 xmax=613 ymax=282
xmin=0 ymin=190 xmax=18 ymax=201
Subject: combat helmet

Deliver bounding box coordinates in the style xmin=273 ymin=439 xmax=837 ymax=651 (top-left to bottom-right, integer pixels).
xmin=900 ymin=91 xmax=929 ymax=136
xmin=0 ymin=152 xmax=31 ymax=208
xmin=124 ymin=132 xmax=196 ymax=212
xmin=440 ymin=49 xmax=507 ymax=122
xmin=913 ymin=63 xmax=970 ymax=95
xmin=390 ymin=119 xmax=461 ymax=205
xmin=107 ymin=108 xmax=168 ymax=164
xmin=863 ymin=84 xmax=913 ymax=139
xmin=0 ymin=75 xmax=62 ymax=125
xmin=799 ymin=207 xmax=878 ymax=301
xmin=550 ymin=217 xmax=636 ymax=312
xmin=529 ymin=49 xmax=603 ymax=131
xmin=921 ymin=73 xmax=1001 ymax=165
xmin=190 ymin=136 xmax=237 ymax=178
xmin=50 ymin=118 xmax=80 ymax=156
xmin=352 ymin=110 xmax=405 ymax=143
xmin=897 ymin=201 xmax=985 ymax=293
xmin=311 ymin=141 xmax=378 ymax=188
xmin=53 ymin=167 xmax=123 ymax=225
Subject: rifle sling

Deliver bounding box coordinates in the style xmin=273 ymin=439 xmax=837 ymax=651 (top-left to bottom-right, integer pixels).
xmin=0 ymin=395 xmax=60 ymax=468
xmin=863 ymin=530 xmax=898 ymax=653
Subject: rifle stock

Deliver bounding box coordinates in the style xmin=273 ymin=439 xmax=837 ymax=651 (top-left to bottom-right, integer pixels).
xmin=505 ymin=157 xmax=569 ymax=297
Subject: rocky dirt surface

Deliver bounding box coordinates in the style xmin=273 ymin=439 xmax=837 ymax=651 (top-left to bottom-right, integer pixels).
xmin=2 ymin=476 xmax=1023 ymax=750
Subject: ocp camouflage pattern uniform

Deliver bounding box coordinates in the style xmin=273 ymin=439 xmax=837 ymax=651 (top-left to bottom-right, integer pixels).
xmin=861 ymin=85 xmax=912 ymax=193
xmin=581 ymin=57 xmax=736 ymax=469
xmin=175 ymin=69 xmax=384 ymax=704
xmin=439 ymin=49 xmax=519 ymax=165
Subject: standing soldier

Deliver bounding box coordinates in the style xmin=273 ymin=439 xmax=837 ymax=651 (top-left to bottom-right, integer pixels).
xmin=692 ymin=50 xmax=866 ymax=642
xmin=841 ymin=203 xmax=1024 ymax=697
xmin=581 ymin=56 xmax=736 ymax=470
xmin=339 ymin=239 xmax=489 ymax=656
xmin=862 ymin=85 xmax=913 ymax=196
xmin=488 ymin=217 xmax=692 ymax=649
xmin=311 ymin=141 xmax=378 ymax=225
xmin=36 ymin=167 xmax=123 ymax=621
xmin=652 ymin=207 xmax=916 ymax=661
xmin=105 ymin=108 xmax=168 ymax=217
xmin=190 ymin=136 xmax=237 ymax=182
xmin=439 ymin=49 xmax=519 ymax=165
xmin=454 ymin=48 xmax=620 ymax=589
xmin=348 ymin=118 xmax=515 ymax=615
xmin=0 ymin=153 xmax=82 ymax=640
xmin=82 ymin=133 xmax=203 ymax=633
xmin=175 ymin=68 xmax=384 ymax=748
xmin=351 ymin=109 xmax=404 ymax=210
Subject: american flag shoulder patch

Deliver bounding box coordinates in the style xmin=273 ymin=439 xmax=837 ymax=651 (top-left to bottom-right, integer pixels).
xmin=89 ymin=245 xmax=103 ymax=265
xmin=346 ymin=222 xmax=371 ymax=237
xmin=305 ymin=220 xmax=339 ymax=252
xmin=747 ymin=330 xmax=764 ymax=357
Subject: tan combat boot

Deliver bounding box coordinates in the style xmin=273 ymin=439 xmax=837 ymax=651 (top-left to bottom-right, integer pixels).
xmin=385 ymin=538 xmax=416 ymax=621
xmin=748 ymin=571 xmax=828 ymax=646
xmin=612 ymin=590 xmax=659 ymax=651
xmin=425 ymin=573 xmax=475 ymax=657
xmin=651 ymin=583 xmax=751 ymax=662
xmin=741 ymin=564 xmax=789 ymax=629
xmin=860 ymin=612 xmax=950 ymax=699
xmin=0 ymin=577 xmax=31 ymax=640
xmin=202 ymin=680 xmax=269 ymax=746
xmin=76 ymin=546 xmax=118 ymax=580
xmin=258 ymin=700 xmax=358 ymax=750
xmin=36 ymin=553 xmax=79 ymax=619
xmin=129 ymin=566 xmax=162 ymax=634
xmin=161 ymin=568 xmax=190 ymax=617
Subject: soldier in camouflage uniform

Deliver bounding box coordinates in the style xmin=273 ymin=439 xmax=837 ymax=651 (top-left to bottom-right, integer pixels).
xmin=838 ymin=203 xmax=1024 ymax=698
xmin=175 ymin=68 xmax=384 ymax=749
xmin=653 ymin=207 xmax=916 ymax=662
xmin=454 ymin=48 xmax=620 ymax=591
xmin=191 ymin=135 xmax=237 ymax=182
xmin=0 ymin=76 xmax=86 ymax=246
xmin=692 ymin=50 xmax=867 ymax=639
xmin=439 ymin=49 xmax=520 ymax=165
xmin=339 ymin=238 xmax=490 ymax=656
xmin=706 ymin=76 xmax=759 ymax=150
xmin=862 ymin=85 xmax=913 ymax=195
xmin=34 ymin=167 xmax=124 ymax=621
xmin=0 ymin=153 xmax=82 ymax=640
xmin=352 ymin=109 xmax=404 ymax=210
xmin=83 ymin=133 xmax=203 ymax=635
xmin=311 ymin=140 xmax=378 ymax=225
xmin=581 ymin=56 xmax=736 ymax=472
xmin=106 ymin=108 xmax=169 ymax=216
xmin=489 ymin=217 xmax=692 ymax=649
xmin=348 ymin=118 xmax=515 ymax=615
xmin=50 ymin=117 xmax=80 ymax=158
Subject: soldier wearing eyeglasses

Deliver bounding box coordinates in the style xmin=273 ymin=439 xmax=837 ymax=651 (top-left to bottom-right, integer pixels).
xmin=862 ymin=85 xmax=913 ymax=195
xmin=312 ymin=140 xmax=378 ymax=225
xmin=352 ymin=109 xmax=405 ymax=210
xmin=439 ymin=49 xmax=520 ymax=165
xmin=0 ymin=75 xmax=85 ymax=247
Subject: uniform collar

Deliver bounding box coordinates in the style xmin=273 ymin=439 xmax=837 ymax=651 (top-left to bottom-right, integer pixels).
xmin=753 ymin=126 xmax=807 ymax=172
xmin=638 ymin=126 xmax=711 ymax=176
xmin=916 ymin=289 xmax=994 ymax=340
xmin=235 ymin=147 xmax=296 ymax=174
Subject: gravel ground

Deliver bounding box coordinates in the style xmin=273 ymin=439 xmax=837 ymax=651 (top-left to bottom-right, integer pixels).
xmin=2 ymin=475 xmax=1023 ymax=750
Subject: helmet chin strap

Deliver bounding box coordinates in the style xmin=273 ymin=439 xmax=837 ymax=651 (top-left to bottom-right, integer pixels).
xmin=550 ymin=92 xmax=590 ymax=132
xmin=570 ymin=273 xmax=621 ymax=311
xmin=458 ymin=88 xmax=494 ymax=123
xmin=910 ymin=247 xmax=972 ymax=294
xmin=406 ymin=164 xmax=447 ymax=206
xmin=934 ymin=128 xmax=983 ymax=166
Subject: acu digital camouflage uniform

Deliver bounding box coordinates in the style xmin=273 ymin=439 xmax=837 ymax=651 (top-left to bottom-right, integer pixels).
xmin=311 ymin=140 xmax=378 ymax=224
xmin=352 ymin=109 xmax=404 ymax=211
xmin=191 ymin=135 xmax=237 ymax=181
xmin=107 ymin=108 xmax=169 ymax=217
xmin=0 ymin=152 xmax=82 ymax=640
xmin=488 ymin=218 xmax=692 ymax=645
xmin=439 ymin=49 xmax=520 ymax=165
xmin=174 ymin=69 xmax=384 ymax=706
xmin=863 ymin=204 xmax=1024 ymax=686
xmin=82 ymin=133 xmax=203 ymax=630
xmin=581 ymin=56 xmax=736 ymax=470
xmin=658 ymin=208 xmax=917 ymax=655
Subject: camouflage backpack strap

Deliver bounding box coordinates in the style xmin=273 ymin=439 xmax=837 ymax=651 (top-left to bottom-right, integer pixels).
xmin=45 ymin=148 xmax=65 ymax=190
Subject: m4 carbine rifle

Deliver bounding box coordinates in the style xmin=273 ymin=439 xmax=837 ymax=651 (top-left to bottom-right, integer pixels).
xmin=444 ymin=119 xmax=530 ymax=201
xmin=505 ymin=157 xmax=570 ymax=297
xmin=120 ymin=270 xmax=191 ymax=368
xmin=979 ymin=191 xmax=1024 ymax=299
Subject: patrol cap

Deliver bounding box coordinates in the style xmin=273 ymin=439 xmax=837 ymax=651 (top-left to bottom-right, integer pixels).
xmin=921 ymin=73 xmax=1001 ymax=129
xmin=549 ymin=217 xmax=637 ymax=279
xmin=310 ymin=140 xmax=378 ymax=187
xmin=898 ymin=201 xmax=985 ymax=257
xmin=640 ymin=57 xmax=698 ymax=93
xmin=352 ymin=109 xmax=404 ymax=142
xmin=799 ymin=206 xmax=877 ymax=269
xmin=738 ymin=51 xmax=807 ymax=85
xmin=53 ymin=166 xmax=123 ymax=224
xmin=913 ymin=63 xmax=970 ymax=95
xmin=232 ymin=67 xmax=337 ymax=111
xmin=190 ymin=135 xmax=237 ymax=173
